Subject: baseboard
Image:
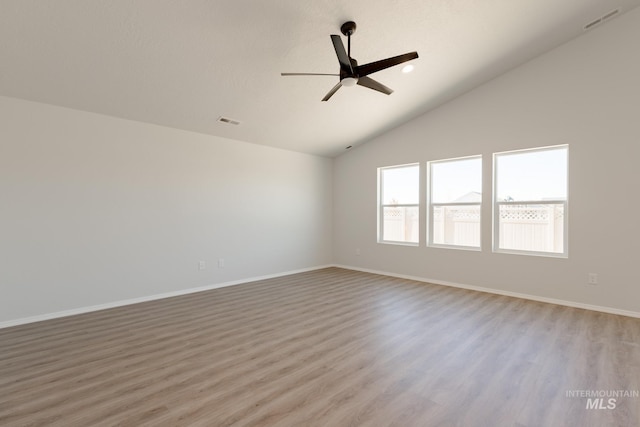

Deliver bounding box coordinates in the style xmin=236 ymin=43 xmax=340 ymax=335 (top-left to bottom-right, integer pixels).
xmin=333 ymin=264 xmax=640 ymax=319
xmin=5 ymin=263 xmax=638 ymax=329
xmin=0 ymin=264 xmax=333 ymax=329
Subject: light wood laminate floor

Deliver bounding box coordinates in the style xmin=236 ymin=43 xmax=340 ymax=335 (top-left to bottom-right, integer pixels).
xmin=1 ymin=268 xmax=639 ymax=426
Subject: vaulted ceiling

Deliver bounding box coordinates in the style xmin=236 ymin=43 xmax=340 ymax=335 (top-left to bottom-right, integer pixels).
xmin=2 ymin=1 xmax=638 ymax=157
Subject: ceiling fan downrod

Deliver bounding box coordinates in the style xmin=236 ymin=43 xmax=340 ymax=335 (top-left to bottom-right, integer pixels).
xmin=340 ymin=21 xmax=357 ymax=58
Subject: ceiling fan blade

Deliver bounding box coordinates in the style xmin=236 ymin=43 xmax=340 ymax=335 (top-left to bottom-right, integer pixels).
xmin=356 ymin=52 xmax=418 ymax=77
xmin=357 ymin=76 xmax=393 ymax=95
xmin=321 ymin=82 xmax=342 ymax=102
xmin=331 ymin=35 xmax=353 ymax=74
xmin=281 ymin=73 xmax=339 ymax=76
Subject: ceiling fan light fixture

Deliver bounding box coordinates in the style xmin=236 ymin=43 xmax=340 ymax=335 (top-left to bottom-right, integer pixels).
xmin=402 ymin=64 xmax=414 ymax=73
xmin=341 ymin=77 xmax=358 ymax=87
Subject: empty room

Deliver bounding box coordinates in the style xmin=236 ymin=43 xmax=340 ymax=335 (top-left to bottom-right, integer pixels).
xmin=2 ymin=1 xmax=640 ymax=426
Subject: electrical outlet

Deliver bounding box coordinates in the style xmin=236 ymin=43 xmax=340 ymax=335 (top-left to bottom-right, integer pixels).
xmin=355 ymin=248 xmax=361 ymax=256
xmin=198 ymin=261 xmax=206 ymax=270
xmin=218 ymin=258 xmax=225 ymax=268
xmin=588 ymin=273 xmax=598 ymax=285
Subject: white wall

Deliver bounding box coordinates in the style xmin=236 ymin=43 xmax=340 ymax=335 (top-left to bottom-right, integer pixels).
xmin=333 ymin=8 xmax=640 ymax=313
xmin=3 ymin=9 xmax=639 ymax=326
xmin=0 ymin=96 xmax=333 ymax=324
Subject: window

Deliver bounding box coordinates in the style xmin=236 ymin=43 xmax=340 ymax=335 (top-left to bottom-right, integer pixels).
xmin=378 ymin=164 xmax=419 ymax=244
xmin=493 ymin=145 xmax=568 ymax=257
xmin=428 ymin=156 xmax=482 ymax=249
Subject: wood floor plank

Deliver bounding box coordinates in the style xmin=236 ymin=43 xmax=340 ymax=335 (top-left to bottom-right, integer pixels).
xmin=1 ymin=267 xmax=639 ymax=426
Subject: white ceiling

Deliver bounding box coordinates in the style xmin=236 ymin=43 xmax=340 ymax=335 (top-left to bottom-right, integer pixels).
xmin=1 ymin=1 xmax=638 ymax=157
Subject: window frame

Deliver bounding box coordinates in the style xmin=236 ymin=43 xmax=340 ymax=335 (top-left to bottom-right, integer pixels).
xmin=427 ymin=155 xmax=482 ymax=251
xmin=492 ymin=145 xmax=569 ymax=258
xmin=377 ymin=163 xmax=420 ymax=246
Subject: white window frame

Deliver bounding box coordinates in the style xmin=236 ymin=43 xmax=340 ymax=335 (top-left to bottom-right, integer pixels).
xmin=378 ymin=163 xmax=420 ymax=246
xmin=492 ymin=145 xmax=568 ymax=258
xmin=427 ymin=155 xmax=482 ymax=251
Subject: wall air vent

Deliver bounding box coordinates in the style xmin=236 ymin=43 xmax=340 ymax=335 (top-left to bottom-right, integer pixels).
xmin=217 ymin=116 xmax=241 ymax=125
xmin=584 ymin=9 xmax=620 ymax=31
xmin=584 ymin=18 xmax=601 ymax=30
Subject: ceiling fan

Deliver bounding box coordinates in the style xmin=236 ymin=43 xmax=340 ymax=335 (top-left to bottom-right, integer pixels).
xmin=281 ymin=21 xmax=419 ymax=101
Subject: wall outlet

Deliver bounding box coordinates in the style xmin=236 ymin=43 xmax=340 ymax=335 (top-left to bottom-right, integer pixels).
xmin=218 ymin=258 xmax=225 ymax=268
xmin=355 ymin=248 xmax=361 ymax=256
xmin=198 ymin=260 xmax=206 ymax=270
xmin=588 ymin=273 xmax=598 ymax=285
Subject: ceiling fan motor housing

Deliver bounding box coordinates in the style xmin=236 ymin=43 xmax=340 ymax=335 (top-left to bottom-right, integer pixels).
xmin=341 ymin=58 xmax=359 ymax=81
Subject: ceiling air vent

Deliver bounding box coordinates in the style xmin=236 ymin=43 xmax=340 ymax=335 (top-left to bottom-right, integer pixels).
xmin=584 ymin=9 xmax=620 ymax=31
xmin=217 ymin=116 xmax=241 ymax=126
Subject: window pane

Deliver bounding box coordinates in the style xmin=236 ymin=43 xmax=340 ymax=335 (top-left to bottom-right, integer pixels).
xmin=496 ymin=147 xmax=567 ymax=202
xmin=432 ymin=205 xmax=480 ymax=247
xmin=498 ymin=203 xmax=565 ymax=253
xmin=383 ymin=206 xmax=419 ymax=243
xmin=431 ymin=157 xmax=482 ymax=204
xmin=382 ymin=165 xmax=419 ymax=205
xmin=428 ymin=156 xmax=481 ymax=249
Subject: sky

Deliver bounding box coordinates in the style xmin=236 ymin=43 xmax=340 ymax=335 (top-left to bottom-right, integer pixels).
xmin=381 ymin=165 xmax=419 ymax=204
xmin=496 ymin=147 xmax=567 ymax=201
xmin=381 ymin=146 xmax=568 ymax=204
xmin=431 ymin=157 xmax=482 ymax=203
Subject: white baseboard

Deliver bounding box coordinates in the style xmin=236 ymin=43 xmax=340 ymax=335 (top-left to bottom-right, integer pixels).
xmin=0 ymin=265 xmax=333 ymax=329
xmin=333 ymin=264 xmax=640 ymax=319
xmin=4 ymin=263 xmax=638 ymax=329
